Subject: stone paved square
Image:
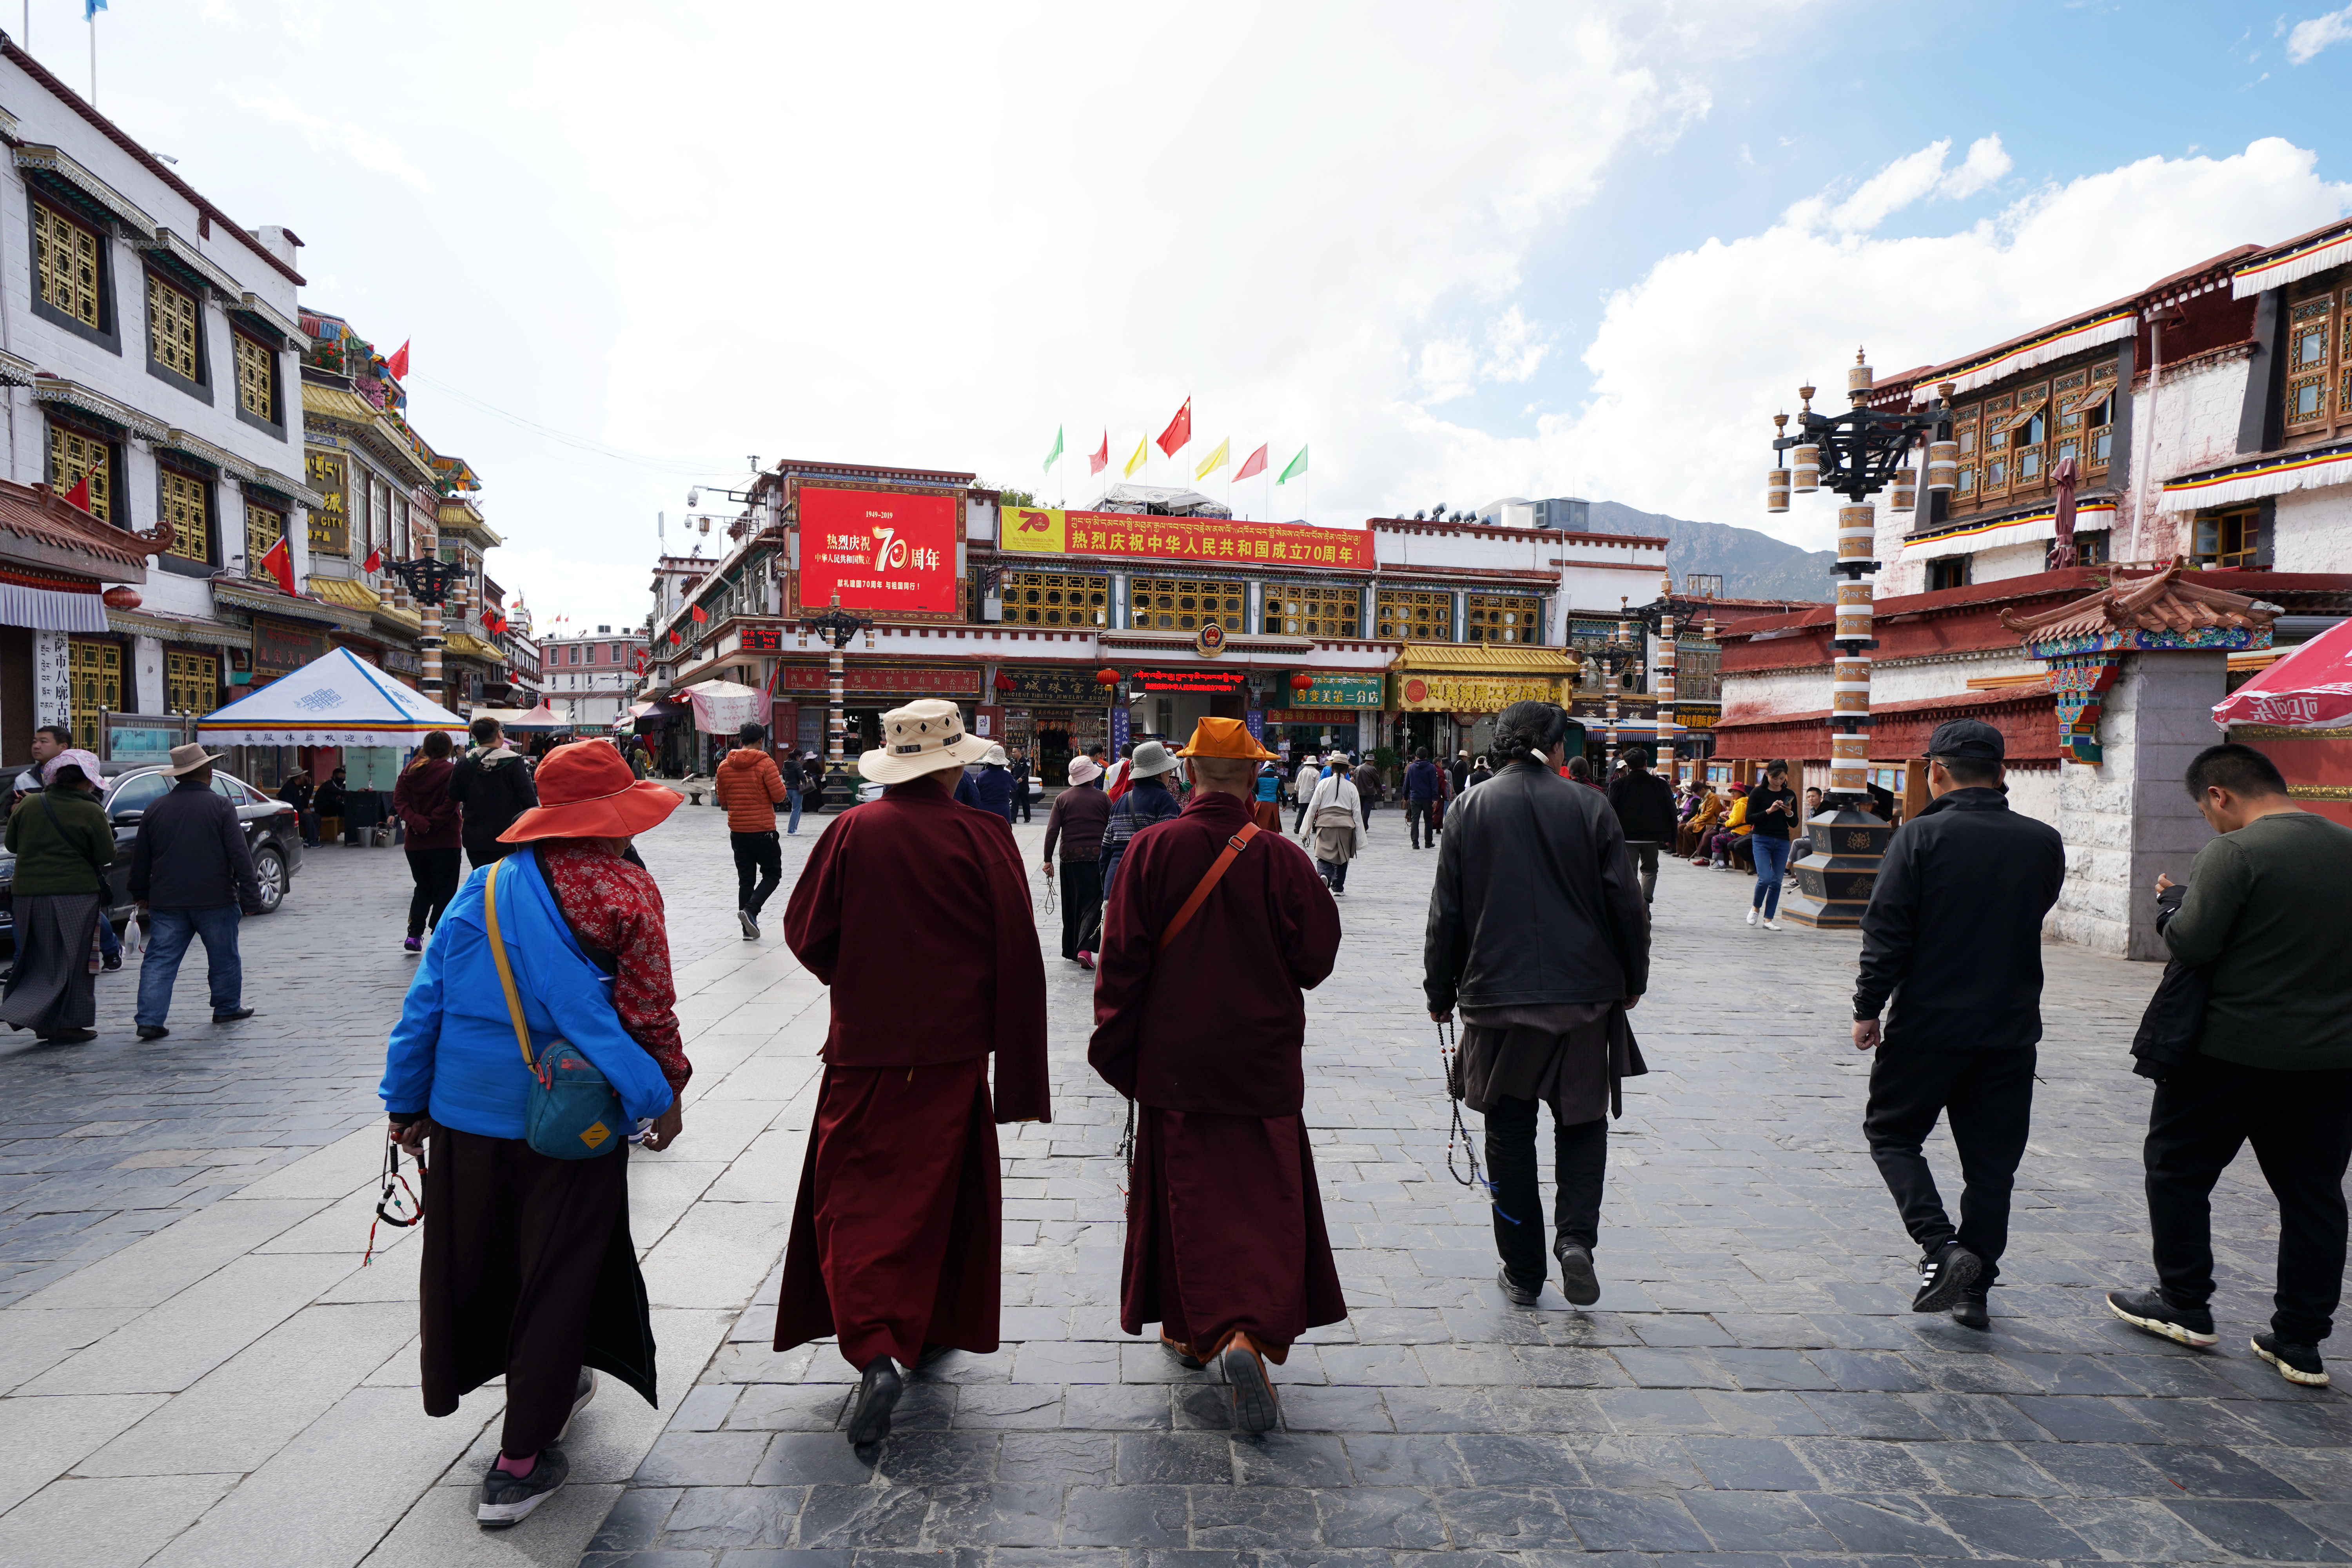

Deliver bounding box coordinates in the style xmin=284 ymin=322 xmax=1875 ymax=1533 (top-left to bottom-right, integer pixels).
xmin=2 ymin=795 xmax=2347 ymax=1567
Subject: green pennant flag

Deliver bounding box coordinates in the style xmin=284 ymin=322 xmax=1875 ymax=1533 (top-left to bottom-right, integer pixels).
xmin=1043 ymin=426 xmax=1064 ymax=472
xmin=1276 ymin=444 xmax=1308 ymax=485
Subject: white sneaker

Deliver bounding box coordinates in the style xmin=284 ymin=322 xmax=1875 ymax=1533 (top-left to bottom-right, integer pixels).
xmin=1745 ymin=908 xmax=1758 ymax=926
xmin=1761 ymin=918 xmax=1782 ymax=931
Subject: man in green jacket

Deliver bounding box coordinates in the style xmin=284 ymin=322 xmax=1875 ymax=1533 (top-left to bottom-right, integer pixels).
xmin=2107 ymin=743 xmax=2352 ymax=1388
xmin=1 ymin=750 xmax=114 ymax=1043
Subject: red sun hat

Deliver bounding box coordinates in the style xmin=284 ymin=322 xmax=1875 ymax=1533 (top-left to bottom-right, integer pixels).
xmin=498 ymin=740 xmax=682 ymax=843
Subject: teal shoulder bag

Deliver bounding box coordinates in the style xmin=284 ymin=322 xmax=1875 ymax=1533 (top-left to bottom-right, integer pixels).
xmin=485 ymin=860 xmax=624 ymax=1158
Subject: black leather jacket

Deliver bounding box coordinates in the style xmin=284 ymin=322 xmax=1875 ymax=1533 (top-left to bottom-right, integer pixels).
xmin=1423 ymin=759 xmax=1650 ymax=1013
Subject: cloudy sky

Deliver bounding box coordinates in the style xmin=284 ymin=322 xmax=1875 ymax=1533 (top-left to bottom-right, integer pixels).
xmin=30 ymin=0 xmax=2352 ymax=626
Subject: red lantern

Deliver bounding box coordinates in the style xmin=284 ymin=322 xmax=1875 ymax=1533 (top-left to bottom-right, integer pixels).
xmin=1095 ymin=668 xmax=1118 ymax=686
xmin=102 ymin=586 xmax=140 ymax=610
xmin=1289 ymin=671 xmax=1313 ymax=692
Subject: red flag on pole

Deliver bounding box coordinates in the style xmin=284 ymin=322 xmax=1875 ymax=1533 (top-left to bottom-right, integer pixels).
xmin=259 ymin=535 xmax=296 ymax=595
xmin=1089 ymin=432 xmax=1109 ymax=475
xmin=61 ymin=474 xmax=93 ymax=512
xmin=386 ymin=340 xmax=410 ymax=380
xmin=690 ymin=603 xmax=708 ymax=623
xmin=1234 ymin=443 xmax=1270 ymax=482
xmin=1155 ymin=397 xmax=1192 ymax=459
xmin=362 ymin=546 xmax=382 ymax=573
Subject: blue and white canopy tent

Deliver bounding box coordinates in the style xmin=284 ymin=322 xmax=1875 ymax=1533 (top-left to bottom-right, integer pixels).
xmin=196 ymin=647 xmax=469 ymax=748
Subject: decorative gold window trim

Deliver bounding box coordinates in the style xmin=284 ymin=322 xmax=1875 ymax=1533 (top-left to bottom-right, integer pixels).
xmin=1002 ymin=569 xmax=1109 ymax=628
xmin=1466 ymin=592 xmax=1543 ymax=644
xmin=34 ymin=203 xmax=101 ymax=328
xmin=245 ymin=502 xmax=283 ymax=580
xmin=165 ymin=650 xmax=218 ymax=716
xmin=1129 ymin=576 xmax=1244 ymax=632
xmin=1262 ymin=583 xmax=1361 ymax=639
xmin=69 ymin=638 xmax=120 ymax=749
xmin=160 ymin=467 xmax=209 ymax=563
xmin=234 ymin=332 xmax=274 ymax=422
xmin=147 ymin=272 xmax=200 ymax=381
xmin=1376 ymin=588 xmax=1454 ymax=641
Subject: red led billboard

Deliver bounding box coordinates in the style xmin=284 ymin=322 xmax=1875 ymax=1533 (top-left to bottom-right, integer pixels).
xmin=799 ymin=486 xmax=960 ymax=616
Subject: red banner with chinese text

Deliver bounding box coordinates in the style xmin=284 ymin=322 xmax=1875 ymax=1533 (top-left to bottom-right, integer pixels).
xmin=799 ymin=486 xmax=960 ymax=614
xmin=1001 ymin=507 xmax=1370 ymax=570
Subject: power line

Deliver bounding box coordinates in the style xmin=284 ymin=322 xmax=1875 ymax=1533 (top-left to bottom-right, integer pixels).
xmin=408 ymin=374 xmax=745 ymax=477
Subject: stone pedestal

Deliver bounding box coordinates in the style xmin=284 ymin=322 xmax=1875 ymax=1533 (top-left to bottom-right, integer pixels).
xmin=1783 ymin=806 xmax=1893 ymax=929
xmin=2049 ymin=650 xmax=2225 ymax=959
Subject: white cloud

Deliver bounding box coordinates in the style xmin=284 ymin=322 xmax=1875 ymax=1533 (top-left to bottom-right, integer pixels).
xmin=229 ymin=92 xmax=434 ymax=192
xmin=2287 ymin=5 xmax=2352 ymax=61
xmin=1512 ymin=137 xmax=2352 ymax=550
xmin=1483 ymin=306 xmax=1548 ymax=383
xmin=1814 ymin=134 xmax=2014 ymax=232
xmin=1942 ymin=134 xmax=2014 ymax=199
xmin=1416 ymin=338 xmax=1479 ymax=404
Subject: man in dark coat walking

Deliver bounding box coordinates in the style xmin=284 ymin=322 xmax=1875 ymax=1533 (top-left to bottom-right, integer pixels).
xmin=450 ymin=716 xmax=540 ymax=869
xmin=1606 ymin=746 xmax=1678 ymax=904
xmin=129 ymin=744 xmax=265 ymax=1040
xmin=1852 ymin=719 xmax=2063 ymax=1330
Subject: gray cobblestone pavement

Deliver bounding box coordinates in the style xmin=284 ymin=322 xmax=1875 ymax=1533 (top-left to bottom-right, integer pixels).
xmin=2 ymin=793 xmax=2348 ymax=1567
xmin=595 ymin=802 xmax=2352 ymax=1567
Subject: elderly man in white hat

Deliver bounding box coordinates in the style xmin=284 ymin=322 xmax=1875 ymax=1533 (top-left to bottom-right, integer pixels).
xmin=1042 ymin=751 xmax=1111 ymax=967
xmin=776 ymin=700 xmax=1050 ymax=1448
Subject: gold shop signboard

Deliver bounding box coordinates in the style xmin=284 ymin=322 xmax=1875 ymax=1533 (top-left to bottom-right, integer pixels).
xmin=1391 ymin=672 xmax=1563 ymax=712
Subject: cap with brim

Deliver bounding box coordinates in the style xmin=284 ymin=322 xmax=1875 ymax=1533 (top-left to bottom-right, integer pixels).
xmin=1923 ymin=717 xmax=2006 ymax=762
xmin=499 ymin=739 xmax=682 ymax=842
xmin=1127 ymin=740 xmax=1179 ymax=778
xmin=858 ymin=699 xmax=992 ymax=784
xmin=1177 ymin=717 xmax=1277 ymax=761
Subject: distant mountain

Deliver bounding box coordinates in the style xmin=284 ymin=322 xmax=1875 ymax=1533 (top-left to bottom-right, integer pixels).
xmin=1589 ymin=501 xmax=1834 ymax=603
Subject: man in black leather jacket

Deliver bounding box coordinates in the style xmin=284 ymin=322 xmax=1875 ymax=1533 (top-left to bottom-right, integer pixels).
xmin=1605 ymin=747 xmax=1678 ymax=905
xmin=1424 ymin=702 xmax=1650 ymax=1308
xmin=1852 ymin=719 xmax=2063 ymax=1330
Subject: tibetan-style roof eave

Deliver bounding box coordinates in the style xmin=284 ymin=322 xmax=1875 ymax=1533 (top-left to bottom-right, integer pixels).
xmin=1999 ymin=563 xmax=2279 ymax=642
xmin=0 ymin=477 xmax=167 ymax=576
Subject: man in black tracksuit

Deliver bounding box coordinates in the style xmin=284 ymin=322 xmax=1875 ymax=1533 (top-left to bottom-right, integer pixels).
xmin=449 ymin=717 xmax=540 ymax=869
xmin=1851 ymin=719 xmax=2063 ymax=1329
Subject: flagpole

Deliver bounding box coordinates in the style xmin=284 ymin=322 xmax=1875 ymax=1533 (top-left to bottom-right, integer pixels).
xmin=89 ymin=13 xmax=96 ymax=106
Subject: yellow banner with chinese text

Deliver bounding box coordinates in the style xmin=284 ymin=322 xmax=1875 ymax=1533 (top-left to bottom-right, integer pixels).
xmin=1391 ymin=672 xmax=1565 ymax=712
xmin=1000 ymin=507 xmax=1372 ymax=570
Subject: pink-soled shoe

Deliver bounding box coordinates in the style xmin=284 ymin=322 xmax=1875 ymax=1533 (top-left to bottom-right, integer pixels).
xmin=1076 ymin=951 xmax=1095 ymax=970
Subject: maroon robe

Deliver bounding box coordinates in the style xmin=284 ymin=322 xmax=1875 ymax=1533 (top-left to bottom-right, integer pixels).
xmin=1090 ymin=788 xmax=1346 ymax=1356
xmin=776 ymin=782 xmax=1050 ymax=1368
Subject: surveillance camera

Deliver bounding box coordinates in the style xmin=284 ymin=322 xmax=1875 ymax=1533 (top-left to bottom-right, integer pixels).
xmin=686 ymin=488 xmax=700 ymax=506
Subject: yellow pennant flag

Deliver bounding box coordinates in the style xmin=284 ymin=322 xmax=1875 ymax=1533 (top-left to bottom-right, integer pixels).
xmin=1123 ymin=435 xmax=1149 ymax=478
xmin=1194 ymin=437 xmax=1230 ymax=481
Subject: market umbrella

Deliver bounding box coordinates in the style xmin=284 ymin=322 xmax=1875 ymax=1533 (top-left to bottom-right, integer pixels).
xmin=196 ymin=646 xmax=468 ymax=747
xmin=2211 ymin=616 xmax=2352 ymax=730
xmin=492 ymin=701 xmax=576 ymax=733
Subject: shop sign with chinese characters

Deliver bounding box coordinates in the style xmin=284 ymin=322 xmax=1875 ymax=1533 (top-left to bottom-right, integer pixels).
xmin=797 ymin=484 xmax=961 ymax=617
xmin=1293 ymin=673 xmax=1384 ymax=708
xmin=1001 ymin=507 xmax=1371 ymax=570
xmin=996 ymin=666 xmax=1107 ymax=706
xmin=252 ymin=617 xmax=327 ymax=681
xmin=1392 ymin=671 xmax=1561 ymax=712
xmin=1130 ymin=667 xmax=1248 ymax=693
xmin=778 ymin=663 xmax=981 ymax=699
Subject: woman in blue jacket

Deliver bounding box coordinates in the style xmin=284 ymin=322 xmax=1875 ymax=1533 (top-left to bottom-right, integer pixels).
xmin=381 ymin=742 xmax=688 ymax=1531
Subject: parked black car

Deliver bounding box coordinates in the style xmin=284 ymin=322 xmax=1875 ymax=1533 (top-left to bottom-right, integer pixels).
xmin=0 ymin=764 xmax=307 ymax=948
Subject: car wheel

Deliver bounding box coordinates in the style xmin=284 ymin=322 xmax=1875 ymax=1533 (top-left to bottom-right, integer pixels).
xmin=252 ymin=845 xmax=287 ymax=913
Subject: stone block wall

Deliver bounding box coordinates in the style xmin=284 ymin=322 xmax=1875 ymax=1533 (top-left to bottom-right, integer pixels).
xmin=2050 ymin=650 xmax=2226 ymax=958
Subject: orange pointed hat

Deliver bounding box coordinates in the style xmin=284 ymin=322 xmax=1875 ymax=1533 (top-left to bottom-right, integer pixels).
xmin=1176 ymin=715 xmax=1278 ymax=761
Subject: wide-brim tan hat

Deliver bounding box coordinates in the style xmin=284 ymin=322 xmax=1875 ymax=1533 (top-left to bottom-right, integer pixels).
xmin=164 ymin=742 xmax=223 ymax=776
xmin=858 ymin=699 xmax=991 ymax=784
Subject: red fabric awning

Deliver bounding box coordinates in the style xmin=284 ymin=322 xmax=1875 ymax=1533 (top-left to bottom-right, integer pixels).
xmin=2212 ymin=617 xmax=2352 ymax=731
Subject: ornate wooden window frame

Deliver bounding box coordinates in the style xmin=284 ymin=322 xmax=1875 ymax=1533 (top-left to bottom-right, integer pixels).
xmin=157 ymin=464 xmax=214 ymax=570
xmin=47 ymin=419 xmax=115 ymax=526
xmin=1465 ymin=592 xmax=1543 ymax=644
xmin=1261 ymin=581 xmax=1362 ymax=639
xmin=30 ymin=198 xmax=115 ymax=352
xmin=143 ymin=268 xmax=209 ymax=399
xmin=1128 ymin=575 xmax=1245 ymax=632
xmin=1376 ymin=587 xmax=1454 ymax=642
xmin=1001 ymin=568 xmax=1110 ymax=628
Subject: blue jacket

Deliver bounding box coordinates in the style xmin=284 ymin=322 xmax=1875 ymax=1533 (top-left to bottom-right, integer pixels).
xmin=1405 ymin=759 xmax=1443 ymax=802
xmin=969 ymin=764 xmax=1016 ymax=821
xmin=379 ymin=850 xmax=677 ymax=1136
xmin=1100 ymin=778 xmax=1182 ymax=897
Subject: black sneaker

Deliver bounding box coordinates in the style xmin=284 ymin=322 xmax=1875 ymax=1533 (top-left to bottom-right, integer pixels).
xmin=2107 ymin=1287 xmax=2218 ymax=1348
xmin=1554 ymin=1239 xmax=1601 ymax=1307
xmin=102 ymin=951 xmax=121 ymax=971
xmin=478 ymin=1445 xmax=568 ymax=1529
xmin=1952 ymin=1289 xmax=1990 ymax=1330
xmin=136 ymin=1024 xmax=169 ymax=1041
xmin=212 ymin=1007 xmax=254 ymax=1023
xmin=1912 ymin=1242 xmax=1982 ymax=1313
xmin=1496 ymin=1267 xmax=1541 ymax=1308
xmin=2252 ymin=1333 xmax=2328 ymax=1387
xmin=556 ymin=1369 xmax=596 ymax=1442
xmin=846 ymin=1356 xmax=902 ymax=1446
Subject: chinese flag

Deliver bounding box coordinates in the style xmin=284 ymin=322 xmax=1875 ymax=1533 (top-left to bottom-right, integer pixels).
xmin=1234 ymin=443 xmax=1270 ymax=482
xmin=386 ymin=339 xmax=410 ymax=380
xmin=690 ymin=604 xmax=708 ymax=622
xmin=260 ymin=535 xmax=296 ymax=595
xmin=668 ymin=629 xmax=682 ymax=644
xmin=1156 ymin=397 xmax=1192 ymax=458
xmin=362 ymin=547 xmax=382 ymax=573
xmin=62 ymin=474 xmax=93 ymax=512
xmin=1089 ymin=431 xmax=1108 ymax=475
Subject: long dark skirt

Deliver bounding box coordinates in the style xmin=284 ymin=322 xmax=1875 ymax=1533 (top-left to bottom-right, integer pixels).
xmin=420 ymin=1126 xmax=657 ymax=1456
xmin=1 ymin=892 xmax=101 ymax=1037
xmin=775 ymin=1057 xmax=1000 ymax=1370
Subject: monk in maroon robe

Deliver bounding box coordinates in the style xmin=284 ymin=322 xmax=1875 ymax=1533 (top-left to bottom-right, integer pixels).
xmin=1089 ymin=715 xmax=1345 ymax=1432
xmin=778 ymin=699 xmax=1049 ymax=1447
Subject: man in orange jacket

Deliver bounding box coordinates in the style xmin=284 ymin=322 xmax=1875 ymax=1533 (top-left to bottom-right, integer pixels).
xmin=714 ymin=720 xmax=789 ymax=940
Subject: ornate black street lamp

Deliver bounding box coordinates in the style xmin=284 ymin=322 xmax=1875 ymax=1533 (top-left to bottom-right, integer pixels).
xmin=1766 ymin=350 xmax=1955 ymax=927
xmin=798 ymin=594 xmax=873 ymax=811
xmin=381 ymin=555 xmax=468 ymax=697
